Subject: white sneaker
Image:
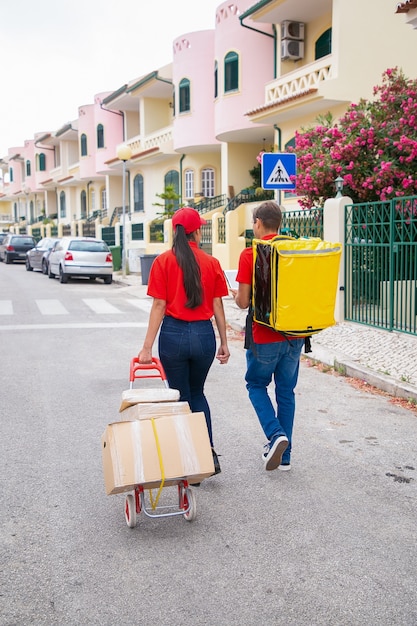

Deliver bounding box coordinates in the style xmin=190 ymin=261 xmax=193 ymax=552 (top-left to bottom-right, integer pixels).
xmin=278 ymin=463 xmax=291 ymax=471
xmin=262 ymin=436 xmax=289 ymax=471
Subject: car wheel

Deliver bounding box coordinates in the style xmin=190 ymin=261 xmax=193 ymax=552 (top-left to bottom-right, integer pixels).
xmin=104 ymin=275 xmax=112 ymax=285
xmin=26 ymin=258 xmax=33 ymax=271
xmin=5 ymin=254 xmax=12 ymax=264
xmin=42 ymin=260 xmax=48 ymax=275
xmin=59 ymin=266 xmax=69 ymax=284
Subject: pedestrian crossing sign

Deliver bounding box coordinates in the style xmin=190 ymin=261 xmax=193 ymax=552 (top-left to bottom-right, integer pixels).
xmin=261 ymin=153 xmax=296 ymax=190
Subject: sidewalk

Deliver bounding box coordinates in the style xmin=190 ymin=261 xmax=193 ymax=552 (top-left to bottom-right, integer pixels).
xmin=113 ymin=271 xmax=417 ymax=403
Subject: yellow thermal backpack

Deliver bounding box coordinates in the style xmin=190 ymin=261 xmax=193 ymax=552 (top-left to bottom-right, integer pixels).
xmin=252 ymin=235 xmax=342 ymax=338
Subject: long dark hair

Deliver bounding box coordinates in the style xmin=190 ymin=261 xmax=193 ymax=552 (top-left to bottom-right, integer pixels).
xmin=172 ymin=225 xmax=203 ymax=308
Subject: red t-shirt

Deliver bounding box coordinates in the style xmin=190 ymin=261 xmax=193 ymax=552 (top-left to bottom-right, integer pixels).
xmin=147 ymin=241 xmax=228 ymax=321
xmin=236 ymin=234 xmax=298 ymax=344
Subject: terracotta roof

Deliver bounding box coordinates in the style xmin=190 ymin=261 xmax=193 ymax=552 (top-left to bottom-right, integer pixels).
xmin=245 ymin=88 xmax=318 ymax=116
xmin=396 ymin=0 xmax=417 ymax=13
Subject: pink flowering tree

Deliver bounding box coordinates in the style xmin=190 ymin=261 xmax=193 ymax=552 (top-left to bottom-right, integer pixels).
xmin=291 ymin=68 xmax=417 ymax=208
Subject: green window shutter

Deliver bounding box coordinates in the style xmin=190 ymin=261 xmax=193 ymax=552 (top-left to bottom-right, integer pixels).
xmin=179 ymin=78 xmax=190 ymax=113
xmin=315 ymin=28 xmax=332 ymax=60
xmin=225 ymin=51 xmax=239 ymax=92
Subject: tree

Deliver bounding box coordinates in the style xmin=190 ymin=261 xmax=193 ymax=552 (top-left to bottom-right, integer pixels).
xmin=292 ymin=68 xmax=417 ymax=208
xmin=153 ymin=184 xmax=181 ymax=218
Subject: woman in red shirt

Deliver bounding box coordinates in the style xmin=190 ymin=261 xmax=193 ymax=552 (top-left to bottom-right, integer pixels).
xmin=138 ymin=207 xmax=230 ymax=474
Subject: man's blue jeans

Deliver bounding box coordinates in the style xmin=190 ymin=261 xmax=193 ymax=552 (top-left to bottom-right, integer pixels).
xmin=158 ymin=316 xmax=216 ymax=446
xmin=245 ymin=338 xmax=304 ymax=462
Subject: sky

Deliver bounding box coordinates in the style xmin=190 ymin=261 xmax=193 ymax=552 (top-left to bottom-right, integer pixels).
xmin=0 ymin=0 xmax=221 ymax=157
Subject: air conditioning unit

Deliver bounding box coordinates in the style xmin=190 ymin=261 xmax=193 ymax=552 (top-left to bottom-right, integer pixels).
xmin=281 ymin=20 xmax=305 ymax=40
xmin=281 ymin=39 xmax=304 ymax=61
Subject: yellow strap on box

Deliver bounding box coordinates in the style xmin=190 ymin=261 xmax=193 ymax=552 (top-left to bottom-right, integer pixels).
xmin=149 ymin=417 xmax=165 ymax=510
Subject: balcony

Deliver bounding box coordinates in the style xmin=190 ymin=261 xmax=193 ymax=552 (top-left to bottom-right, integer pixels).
xmin=266 ymin=56 xmax=333 ymax=105
xmin=127 ymin=126 xmax=173 ymax=161
xmin=247 ymin=56 xmax=342 ymax=125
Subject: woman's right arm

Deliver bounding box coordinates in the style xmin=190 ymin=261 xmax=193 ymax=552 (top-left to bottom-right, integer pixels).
xmin=138 ymin=298 xmax=166 ymax=363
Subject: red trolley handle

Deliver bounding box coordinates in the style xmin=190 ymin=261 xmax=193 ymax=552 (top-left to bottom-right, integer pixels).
xmin=129 ymin=357 xmax=168 ymax=385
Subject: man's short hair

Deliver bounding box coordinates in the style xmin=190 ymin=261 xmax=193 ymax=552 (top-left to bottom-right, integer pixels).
xmin=253 ymin=201 xmax=282 ymax=231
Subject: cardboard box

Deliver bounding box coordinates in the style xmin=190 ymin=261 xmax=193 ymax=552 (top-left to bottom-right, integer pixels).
xmin=119 ymin=388 xmax=180 ymax=412
xmin=102 ymin=412 xmax=214 ymax=494
xmin=121 ymin=401 xmax=190 ymax=420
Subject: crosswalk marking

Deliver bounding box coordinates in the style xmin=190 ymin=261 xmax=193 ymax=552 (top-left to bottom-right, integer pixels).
xmin=0 ymin=322 xmax=148 ymax=331
xmin=36 ymin=299 xmax=69 ymax=315
xmin=126 ymin=298 xmax=152 ymax=313
xmin=0 ymin=301 xmax=13 ymax=315
xmin=82 ymin=298 xmax=123 ymax=314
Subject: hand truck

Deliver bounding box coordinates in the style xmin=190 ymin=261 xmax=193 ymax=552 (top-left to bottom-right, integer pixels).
xmin=123 ymin=356 xmax=197 ymax=529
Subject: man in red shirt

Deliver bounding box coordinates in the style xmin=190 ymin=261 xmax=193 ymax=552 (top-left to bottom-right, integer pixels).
xmin=234 ymin=201 xmax=304 ymax=471
xmin=138 ymin=207 xmax=230 ymax=475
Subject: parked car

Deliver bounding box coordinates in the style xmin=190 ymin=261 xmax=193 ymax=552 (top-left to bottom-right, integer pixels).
xmin=0 ymin=234 xmax=36 ymax=264
xmin=48 ymin=237 xmax=113 ymax=284
xmin=0 ymin=232 xmax=8 ymax=246
xmin=26 ymin=237 xmax=60 ymax=274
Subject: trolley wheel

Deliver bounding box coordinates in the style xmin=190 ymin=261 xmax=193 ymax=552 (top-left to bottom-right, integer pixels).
xmin=124 ymin=494 xmax=137 ymax=528
xmin=183 ymin=487 xmax=197 ymax=522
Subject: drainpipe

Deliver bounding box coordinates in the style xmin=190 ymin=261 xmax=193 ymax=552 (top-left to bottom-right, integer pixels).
xmin=274 ymin=125 xmax=282 ymax=205
xmin=179 ymin=154 xmax=185 ymax=205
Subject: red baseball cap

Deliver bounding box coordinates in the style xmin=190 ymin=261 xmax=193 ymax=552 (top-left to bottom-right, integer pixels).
xmin=172 ymin=207 xmax=207 ymax=234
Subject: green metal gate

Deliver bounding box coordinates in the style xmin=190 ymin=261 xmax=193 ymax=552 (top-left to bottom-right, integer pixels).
xmin=345 ymin=196 xmax=417 ymax=335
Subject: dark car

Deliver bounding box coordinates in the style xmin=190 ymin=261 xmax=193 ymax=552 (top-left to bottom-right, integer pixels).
xmin=26 ymin=237 xmax=60 ymax=274
xmin=0 ymin=234 xmax=36 ymax=264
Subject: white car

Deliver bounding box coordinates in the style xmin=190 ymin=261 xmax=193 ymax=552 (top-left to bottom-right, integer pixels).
xmin=48 ymin=237 xmax=113 ymax=284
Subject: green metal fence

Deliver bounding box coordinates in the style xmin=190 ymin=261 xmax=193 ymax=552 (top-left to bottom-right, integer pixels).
xmin=132 ymin=223 xmax=144 ymax=241
xmin=281 ymin=207 xmax=323 ymax=238
xmin=345 ymin=196 xmax=417 ymax=335
xmin=102 ymin=227 xmax=116 ymax=246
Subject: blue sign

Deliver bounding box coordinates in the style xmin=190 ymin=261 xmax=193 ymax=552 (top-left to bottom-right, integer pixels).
xmin=261 ymin=153 xmax=297 ymax=190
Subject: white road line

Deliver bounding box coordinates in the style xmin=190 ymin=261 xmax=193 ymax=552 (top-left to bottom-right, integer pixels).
xmin=126 ymin=298 xmax=152 ymax=313
xmin=0 ymin=301 xmax=13 ymax=315
xmin=82 ymin=298 xmax=123 ymax=314
xmin=0 ymin=322 xmax=148 ymax=331
xmin=36 ymin=299 xmax=69 ymax=315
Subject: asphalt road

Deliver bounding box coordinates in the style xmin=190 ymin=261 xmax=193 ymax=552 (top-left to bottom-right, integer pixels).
xmin=1 ymin=262 xmax=416 ymax=625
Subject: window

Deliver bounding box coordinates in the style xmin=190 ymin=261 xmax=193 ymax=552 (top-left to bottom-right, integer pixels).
xmin=164 ymin=170 xmax=180 ymax=212
xmin=201 ymin=168 xmax=214 ymax=197
xmin=26 ymin=160 xmax=31 ymax=176
xmin=184 ymin=169 xmax=194 ymax=199
xmin=133 ymin=174 xmax=144 ymax=212
xmin=60 ymin=191 xmax=66 ymax=218
xmin=9 ymin=168 xmax=13 ymax=182
xmin=80 ymin=134 xmax=88 ymax=157
xmin=80 ymin=190 xmax=87 ymax=218
xmin=91 ymin=189 xmax=96 ymax=212
xmin=214 ymin=60 xmax=218 ymax=99
xmin=315 ymin=28 xmax=332 ymax=60
xmin=38 ymin=153 xmax=46 ymax=171
xmin=101 ymin=188 xmax=107 ymax=212
xmin=179 ymin=78 xmax=190 ymax=113
xmin=97 ymin=124 xmax=104 ymax=148
xmin=224 ymin=51 xmax=239 ymax=93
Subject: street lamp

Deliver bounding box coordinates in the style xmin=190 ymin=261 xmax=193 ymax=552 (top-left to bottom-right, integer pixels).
xmin=334 ymin=176 xmax=344 ymax=199
xmin=116 ymin=144 xmax=132 ymax=276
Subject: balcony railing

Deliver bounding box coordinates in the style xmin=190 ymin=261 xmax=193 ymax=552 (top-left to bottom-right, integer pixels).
xmin=265 ymin=56 xmax=333 ymax=105
xmin=127 ymin=126 xmax=173 ymax=155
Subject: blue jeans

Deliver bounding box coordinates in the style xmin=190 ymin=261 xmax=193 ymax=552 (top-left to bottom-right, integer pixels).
xmin=245 ymin=339 xmax=304 ymax=462
xmin=158 ymin=316 xmax=216 ymax=446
